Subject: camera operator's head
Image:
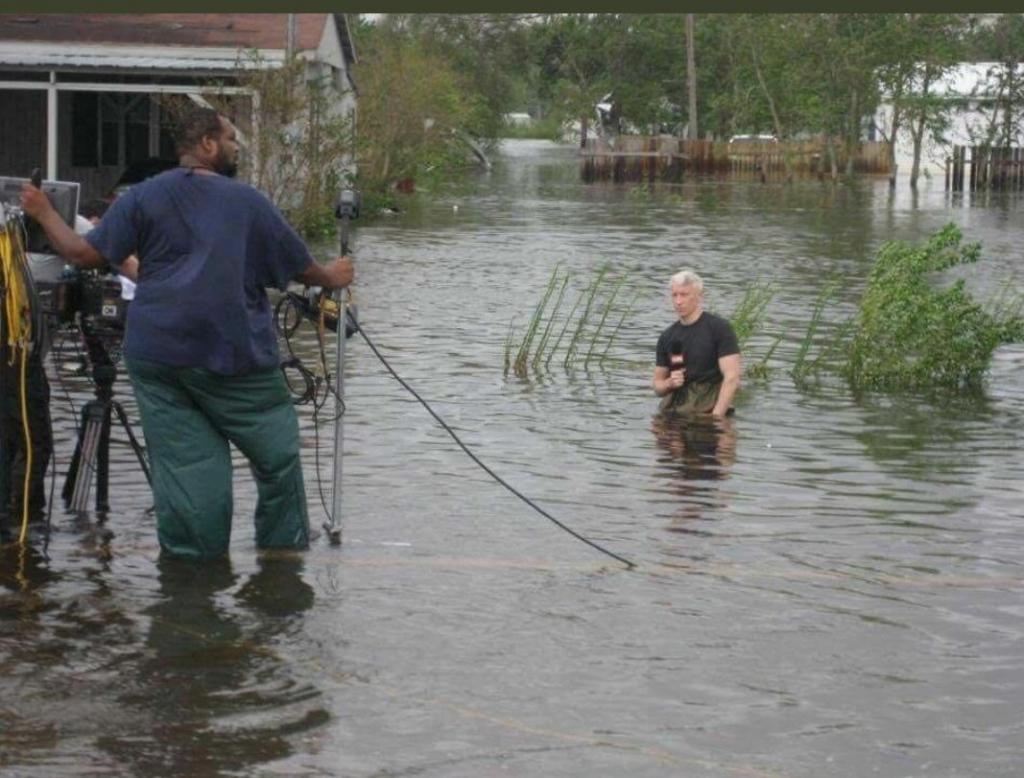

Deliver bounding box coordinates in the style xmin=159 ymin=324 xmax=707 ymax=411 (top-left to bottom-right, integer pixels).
xmin=175 ymin=107 xmax=240 ymax=179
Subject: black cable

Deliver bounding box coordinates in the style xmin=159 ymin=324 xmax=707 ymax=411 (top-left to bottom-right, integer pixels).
xmin=40 ymin=389 xmax=56 ymax=558
xmin=52 ymin=327 xmax=83 ymax=433
xmin=271 ymin=294 xmax=631 ymax=567
xmin=353 ymin=317 xmax=636 ymax=570
xmin=311 ymin=398 xmax=334 ymax=526
xmin=275 ymin=293 xmax=344 ymax=524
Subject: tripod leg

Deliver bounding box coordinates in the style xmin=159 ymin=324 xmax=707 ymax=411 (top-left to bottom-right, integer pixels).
xmin=112 ymin=401 xmax=151 ymax=485
xmin=68 ymin=403 xmax=104 ymax=514
xmin=63 ymin=404 xmax=88 ymax=505
xmin=96 ymin=403 xmax=112 ymax=513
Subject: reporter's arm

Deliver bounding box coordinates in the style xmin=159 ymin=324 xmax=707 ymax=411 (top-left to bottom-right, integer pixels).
xmin=653 ymin=365 xmax=685 ymax=397
xmin=711 ymin=353 xmax=741 ymax=417
xmin=297 ymin=256 xmax=354 ymax=289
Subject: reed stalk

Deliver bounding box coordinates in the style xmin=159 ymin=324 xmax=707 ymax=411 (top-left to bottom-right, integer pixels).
xmin=730 ymin=281 xmax=775 ymax=348
xmin=532 ymin=272 xmax=570 ymax=370
xmin=502 ymin=316 xmax=518 ymax=377
xmin=584 ymin=275 xmax=625 ymax=368
xmin=600 ymin=290 xmax=640 ymax=365
xmin=545 ymin=286 xmax=588 ymax=370
xmin=564 ymin=266 xmax=609 ymax=369
xmin=513 ymin=268 xmax=562 ymax=375
xmin=791 ymin=280 xmax=838 ymax=380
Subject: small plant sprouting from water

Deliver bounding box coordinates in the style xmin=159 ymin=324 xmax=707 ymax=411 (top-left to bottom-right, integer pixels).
xmin=505 ymin=266 xmax=639 ymax=377
xmin=796 ymin=225 xmax=1024 ymax=391
xmin=730 ymin=281 xmax=774 ymax=349
xmin=790 ymin=279 xmax=844 ymax=383
xmin=729 ymin=281 xmax=778 ymax=380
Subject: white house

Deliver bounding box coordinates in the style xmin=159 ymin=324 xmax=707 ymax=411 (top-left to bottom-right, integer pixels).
xmin=875 ymin=62 xmax=1024 ymax=177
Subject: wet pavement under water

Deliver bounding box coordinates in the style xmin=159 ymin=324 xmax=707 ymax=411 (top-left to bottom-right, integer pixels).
xmin=2 ymin=140 xmax=1023 ymax=777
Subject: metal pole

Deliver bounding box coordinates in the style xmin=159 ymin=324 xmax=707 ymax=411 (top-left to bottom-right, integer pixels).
xmin=325 ymin=208 xmax=352 ymax=545
xmin=47 ymin=72 xmax=58 ymax=181
xmin=326 ymin=291 xmax=346 ymax=544
xmin=286 ymin=14 xmax=297 ymax=62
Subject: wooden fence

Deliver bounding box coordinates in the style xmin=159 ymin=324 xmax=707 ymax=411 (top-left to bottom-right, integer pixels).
xmin=580 ymin=135 xmax=891 ymax=182
xmin=947 ymin=145 xmax=1024 ymax=192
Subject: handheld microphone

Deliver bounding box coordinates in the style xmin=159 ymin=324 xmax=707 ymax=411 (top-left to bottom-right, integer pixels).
xmin=669 ymin=345 xmax=685 ymax=376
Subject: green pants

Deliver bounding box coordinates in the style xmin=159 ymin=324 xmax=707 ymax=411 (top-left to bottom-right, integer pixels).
xmin=659 ymin=379 xmax=721 ymax=415
xmin=126 ymin=358 xmax=309 ymax=561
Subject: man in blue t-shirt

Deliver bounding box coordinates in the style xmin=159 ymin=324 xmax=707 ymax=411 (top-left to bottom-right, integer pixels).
xmin=652 ymin=269 xmax=741 ymax=416
xmin=21 ymin=107 xmax=354 ymax=560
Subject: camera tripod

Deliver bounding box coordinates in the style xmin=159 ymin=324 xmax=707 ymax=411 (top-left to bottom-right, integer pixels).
xmin=62 ymin=332 xmax=150 ymax=514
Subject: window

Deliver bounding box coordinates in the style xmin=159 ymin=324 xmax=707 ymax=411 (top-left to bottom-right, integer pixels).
xmin=71 ymin=92 xmax=99 ymax=167
xmin=98 ymin=94 xmax=156 ymax=167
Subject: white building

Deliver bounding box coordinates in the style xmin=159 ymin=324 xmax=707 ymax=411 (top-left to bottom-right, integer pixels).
xmin=875 ymin=62 xmax=1024 ymax=177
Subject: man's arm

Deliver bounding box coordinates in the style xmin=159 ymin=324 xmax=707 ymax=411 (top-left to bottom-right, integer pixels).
xmin=297 ymin=257 xmax=354 ymax=289
xmin=20 ymin=184 xmax=106 ymax=269
xmin=711 ymin=353 xmax=741 ymax=417
xmin=652 ymin=365 xmax=685 ymax=397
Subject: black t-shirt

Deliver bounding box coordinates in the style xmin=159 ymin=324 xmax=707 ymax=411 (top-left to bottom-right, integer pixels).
xmin=655 ymin=312 xmax=740 ymax=385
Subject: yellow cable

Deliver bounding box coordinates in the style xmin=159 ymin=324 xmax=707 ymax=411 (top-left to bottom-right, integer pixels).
xmin=17 ymin=344 xmax=32 ymax=544
xmin=1 ymin=225 xmax=31 ymax=361
xmin=15 ymin=540 xmax=29 ymax=590
xmin=1 ymin=220 xmax=35 ymax=545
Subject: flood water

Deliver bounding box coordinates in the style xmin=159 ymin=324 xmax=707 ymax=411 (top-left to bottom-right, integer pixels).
xmin=2 ymin=140 xmax=1023 ymax=777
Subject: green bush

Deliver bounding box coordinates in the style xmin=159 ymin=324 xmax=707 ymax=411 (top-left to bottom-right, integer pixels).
xmin=842 ymin=224 xmax=1024 ymax=390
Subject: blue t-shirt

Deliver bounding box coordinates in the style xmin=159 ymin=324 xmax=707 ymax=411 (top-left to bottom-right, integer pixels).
xmin=86 ymin=168 xmax=313 ymax=374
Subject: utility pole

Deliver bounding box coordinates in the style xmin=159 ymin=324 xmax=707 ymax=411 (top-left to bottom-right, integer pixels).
xmin=685 ymin=13 xmax=698 ymax=140
xmin=286 ymin=14 xmax=297 ymax=61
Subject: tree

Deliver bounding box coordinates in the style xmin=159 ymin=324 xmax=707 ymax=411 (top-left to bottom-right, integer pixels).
xmin=726 ymin=15 xmax=813 ymax=179
xmin=970 ymin=14 xmax=1024 ymax=149
xmin=353 ymin=24 xmax=475 ymax=197
xmin=685 ymin=14 xmax=698 ymax=139
xmin=902 ymin=15 xmax=964 ymax=189
xmin=874 ymin=15 xmax=921 ymax=189
xmin=397 ymin=14 xmax=534 ymax=142
xmin=529 ymin=14 xmax=618 ymax=142
xmin=212 ymin=52 xmax=355 ymax=237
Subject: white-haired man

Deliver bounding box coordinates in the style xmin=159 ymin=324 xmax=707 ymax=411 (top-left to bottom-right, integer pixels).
xmin=652 ymin=269 xmax=741 ymax=417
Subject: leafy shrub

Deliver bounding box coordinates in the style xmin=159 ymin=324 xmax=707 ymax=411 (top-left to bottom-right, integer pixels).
xmin=842 ymin=224 xmax=1024 ymax=390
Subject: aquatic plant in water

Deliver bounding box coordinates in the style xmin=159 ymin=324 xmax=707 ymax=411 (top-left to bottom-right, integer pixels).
xmin=840 ymin=224 xmax=1023 ymax=390
xmin=728 ymin=281 xmax=778 ymax=380
xmin=504 ymin=265 xmax=640 ymax=377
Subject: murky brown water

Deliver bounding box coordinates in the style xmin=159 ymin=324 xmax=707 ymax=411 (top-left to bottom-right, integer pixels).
xmin=3 ymin=140 xmax=1023 ymax=777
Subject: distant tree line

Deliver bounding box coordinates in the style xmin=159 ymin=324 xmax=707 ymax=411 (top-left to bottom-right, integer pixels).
xmin=351 ymin=13 xmax=1024 ymax=198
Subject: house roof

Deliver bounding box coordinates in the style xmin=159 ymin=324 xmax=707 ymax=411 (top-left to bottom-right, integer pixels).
xmin=0 ymin=41 xmax=281 ymax=74
xmin=0 ymin=14 xmax=329 ymax=51
xmin=0 ymin=13 xmax=358 ymax=82
xmin=0 ymin=13 xmax=356 ymax=78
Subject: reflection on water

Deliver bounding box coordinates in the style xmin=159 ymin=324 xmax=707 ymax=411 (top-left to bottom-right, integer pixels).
xmin=3 ymin=140 xmax=1024 ymax=776
xmin=96 ymin=555 xmax=322 ymax=775
xmin=651 ymin=414 xmax=736 ymax=530
xmin=1 ymin=543 xmax=324 ymax=776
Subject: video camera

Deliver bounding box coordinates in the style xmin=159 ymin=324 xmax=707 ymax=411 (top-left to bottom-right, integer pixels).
xmin=0 ymin=175 xmax=128 ymax=337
